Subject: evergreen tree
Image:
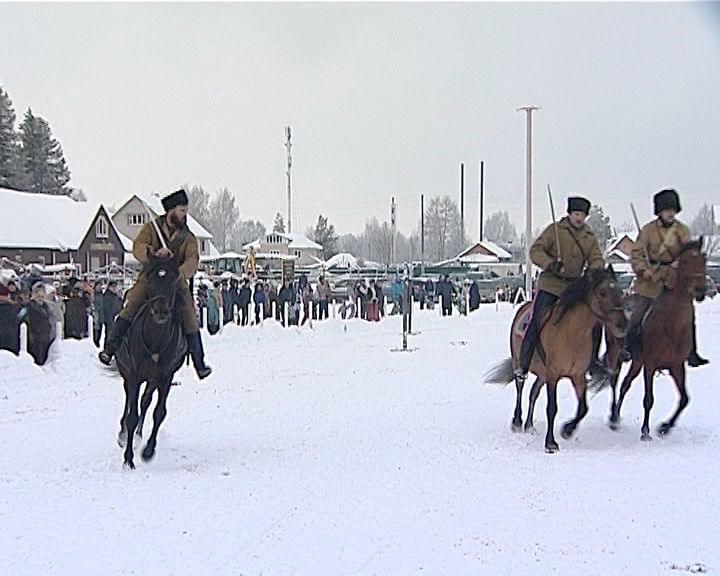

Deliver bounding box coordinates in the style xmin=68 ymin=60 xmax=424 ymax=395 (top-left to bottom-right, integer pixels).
xmin=0 ymin=85 xmax=23 ymax=190
xmin=273 ymin=212 xmax=286 ymax=233
xmin=312 ymin=214 xmax=339 ymax=260
xmin=19 ymin=108 xmax=71 ymax=195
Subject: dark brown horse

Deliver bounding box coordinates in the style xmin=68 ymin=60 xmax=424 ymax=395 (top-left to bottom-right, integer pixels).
xmin=115 ymin=255 xmax=187 ymax=469
xmin=608 ymin=239 xmax=706 ymax=440
xmin=486 ymin=267 xmax=627 ymax=452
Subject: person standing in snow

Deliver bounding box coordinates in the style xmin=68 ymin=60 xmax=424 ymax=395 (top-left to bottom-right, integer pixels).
xmin=26 ymin=282 xmax=52 ymax=365
xmin=0 ymin=283 xmax=25 ymax=356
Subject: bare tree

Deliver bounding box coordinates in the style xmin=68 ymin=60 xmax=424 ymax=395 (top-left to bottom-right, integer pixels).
xmin=484 ymin=210 xmax=518 ymax=244
xmin=690 ymin=203 xmax=719 ymax=258
xmin=187 ymin=184 xmax=212 ymax=229
xmin=423 ymin=195 xmax=463 ymax=262
xmin=208 ymin=188 xmax=239 ymax=252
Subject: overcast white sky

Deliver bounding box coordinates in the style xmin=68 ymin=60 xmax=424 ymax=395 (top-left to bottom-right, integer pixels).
xmin=1 ymin=2 xmax=719 ymax=239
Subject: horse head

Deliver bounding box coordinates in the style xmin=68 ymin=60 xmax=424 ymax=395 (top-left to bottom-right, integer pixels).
xmin=144 ymin=255 xmax=181 ymax=325
xmin=677 ymin=237 xmax=706 ymax=302
xmin=587 ymin=266 xmax=627 ymax=338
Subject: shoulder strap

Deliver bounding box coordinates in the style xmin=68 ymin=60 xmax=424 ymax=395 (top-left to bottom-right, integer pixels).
xmin=566 ymin=226 xmax=588 ymax=272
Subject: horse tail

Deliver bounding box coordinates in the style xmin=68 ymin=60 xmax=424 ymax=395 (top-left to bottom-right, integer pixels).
xmin=484 ymin=357 xmax=514 ymax=384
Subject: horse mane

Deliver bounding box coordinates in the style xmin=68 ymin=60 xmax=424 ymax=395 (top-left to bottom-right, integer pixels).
xmin=554 ymin=267 xmax=612 ymax=324
xmin=679 ymin=237 xmax=703 ymax=255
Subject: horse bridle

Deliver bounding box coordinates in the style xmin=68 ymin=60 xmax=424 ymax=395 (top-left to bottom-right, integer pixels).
xmin=139 ymin=287 xmax=181 ymax=362
xmin=588 ymin=280 xmax=624 ymax=325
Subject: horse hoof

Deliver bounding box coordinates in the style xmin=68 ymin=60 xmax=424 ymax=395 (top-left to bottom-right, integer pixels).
xmin=561 ymin=424 xmax=575 ymax=440
xmin=511 ymin=421 xmax=523 ymax=433
xmin=524 ymin=424 xmax=536 ymax=435
xmin=641 ymin=432 xmax=652 ymax=442
xmin=608 ymin=420 xmax=620 ymax=432
xmin=117 ymin=433 xmax=127 ymax=448
xmin=123 ymin=460 xmax=135 ymax=470
xmin=141 ymin=446 xmax=155 ymax=462
xmin=545 ymin=443 xmax=559 ymax=454
xmin=657 ymin=423 xmax=671 ymax=436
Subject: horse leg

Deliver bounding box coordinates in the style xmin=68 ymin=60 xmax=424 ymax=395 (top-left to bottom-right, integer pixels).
xmin=658 ymin=362 xmax=689 ymax=436
xmin=117 ymin=391 xmax=130 ymax=448
xmin=137 ymin=382 xmax=156 ymax=438
xmin=544 ymin=379 xmax=560 ymax=453
xmin=141 ymin=378 xmax=171 ymax=462
xmin=640 ymin=365 xmax=655 ymax=441
xmin=610 ymin=358 xmax=642 ymax=430
xmin=562 ymin=374 xmax=588 ymax=440
xmin=123 ymin=379 xmax=141 ymax=469
xmin=524 ymin=376 xmax=543 ymax=434
xmin=511 ymin=374 xmax=525 ymax=432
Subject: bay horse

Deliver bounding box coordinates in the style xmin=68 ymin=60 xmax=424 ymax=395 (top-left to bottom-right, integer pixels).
xmin=486 ymin=267 xmax=627 ymax=452
xmin=608 ymin=238 xmax=706 ymax=440
xmin=115 ymin=255 xmax=187 ymax=469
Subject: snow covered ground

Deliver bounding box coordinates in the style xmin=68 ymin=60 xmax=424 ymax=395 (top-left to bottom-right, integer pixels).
xmin=1 ymin=299 xmax=718 ymax=575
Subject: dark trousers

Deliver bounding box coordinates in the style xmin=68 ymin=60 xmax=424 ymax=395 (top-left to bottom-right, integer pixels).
xmin=254 ymin=303 xmax=263 ymax=324
xmin=319 ymin=300 xmax=329 ymax=320
xmin=518 ymin=289 xmax=559 ymax=373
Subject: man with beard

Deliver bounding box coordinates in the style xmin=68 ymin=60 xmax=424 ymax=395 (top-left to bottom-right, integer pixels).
xmin=626 ymin=188 xmax=708 ymax=366
xmin=98 ymin=189 xmax=212 ymax=379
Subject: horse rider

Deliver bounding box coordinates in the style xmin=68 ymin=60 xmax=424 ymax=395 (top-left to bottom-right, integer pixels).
xmin=625 ymin=188 xmax=708 ymax=367
xmin=514 ymin=196 xmax=607 ymax=383
xmin=98 ymin=189 xmax=212 ymax=379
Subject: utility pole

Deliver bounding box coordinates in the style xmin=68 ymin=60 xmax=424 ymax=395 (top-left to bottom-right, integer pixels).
xmin=479 ymin=160 xmax=484 ymax=241
xmin=390 ymin=196 xmax=397 ymax=265
xmin=420 ymin=194 xmax=425 ymax=276
xmin=517 ymin=105 xmax=540 ymax=299
xmin=285 ymin=126 xmax=292 ymax=234
xmin=460 ymin=163 xmax=465 ymax=246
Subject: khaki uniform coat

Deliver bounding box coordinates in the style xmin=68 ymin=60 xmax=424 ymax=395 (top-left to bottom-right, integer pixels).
xmin=530 ymin=217 xmax=605 ymax=296
xmin=119 ymin=216 xmax=200 ymax=333
xmin=630 ymin=218 xmax=690 ymax=299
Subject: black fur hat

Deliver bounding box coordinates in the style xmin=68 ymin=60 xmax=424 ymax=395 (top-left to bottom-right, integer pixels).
xmin=653 ymin=188 xmax=681 ymax=215
xmin=161 ymin=188 xmax=189 ymax=212
xmin=566 ymin=196 xmax=591 ymax=215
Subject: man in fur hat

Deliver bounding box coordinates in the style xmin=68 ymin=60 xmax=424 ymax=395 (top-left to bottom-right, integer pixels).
xmin=514 ymin=196 xmax=607 ymax=383
xmin=98 ymin=189 xmax=212 ymax=378
xmin=626 ymin=188 xmax=708 ymax=366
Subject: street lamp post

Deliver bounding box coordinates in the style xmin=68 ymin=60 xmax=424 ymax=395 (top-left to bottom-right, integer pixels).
xmin=516 ymin=105 xmax=540 ymax=299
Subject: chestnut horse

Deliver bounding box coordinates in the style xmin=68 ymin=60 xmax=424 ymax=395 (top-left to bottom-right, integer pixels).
xmin=486 ymin=267 xmax=627 ymax=453
xmin=608 ymin=239 xmax=706 ymax=440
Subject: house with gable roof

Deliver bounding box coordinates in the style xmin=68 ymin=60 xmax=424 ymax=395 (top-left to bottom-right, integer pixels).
xmin=0 ymin=187 xmax=129 ymax=275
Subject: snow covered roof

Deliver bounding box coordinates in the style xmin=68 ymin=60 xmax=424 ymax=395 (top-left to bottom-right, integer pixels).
xmin=242 ymin=239 xmax=261 ymax=251
xmin=0 ymin=187 xmax=122 ymax=251
xmin=607 ymin=248 xmax=630 ymax=261
xmin=457 ymin=241 xmax=512 ymax=260
xmin=312 ymin=252 xmax=360 ymax=271
xmin=286 ymin=233 xmax=322 ymax=251
xmin=458 ymin=253 xmax=500 ymax=264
